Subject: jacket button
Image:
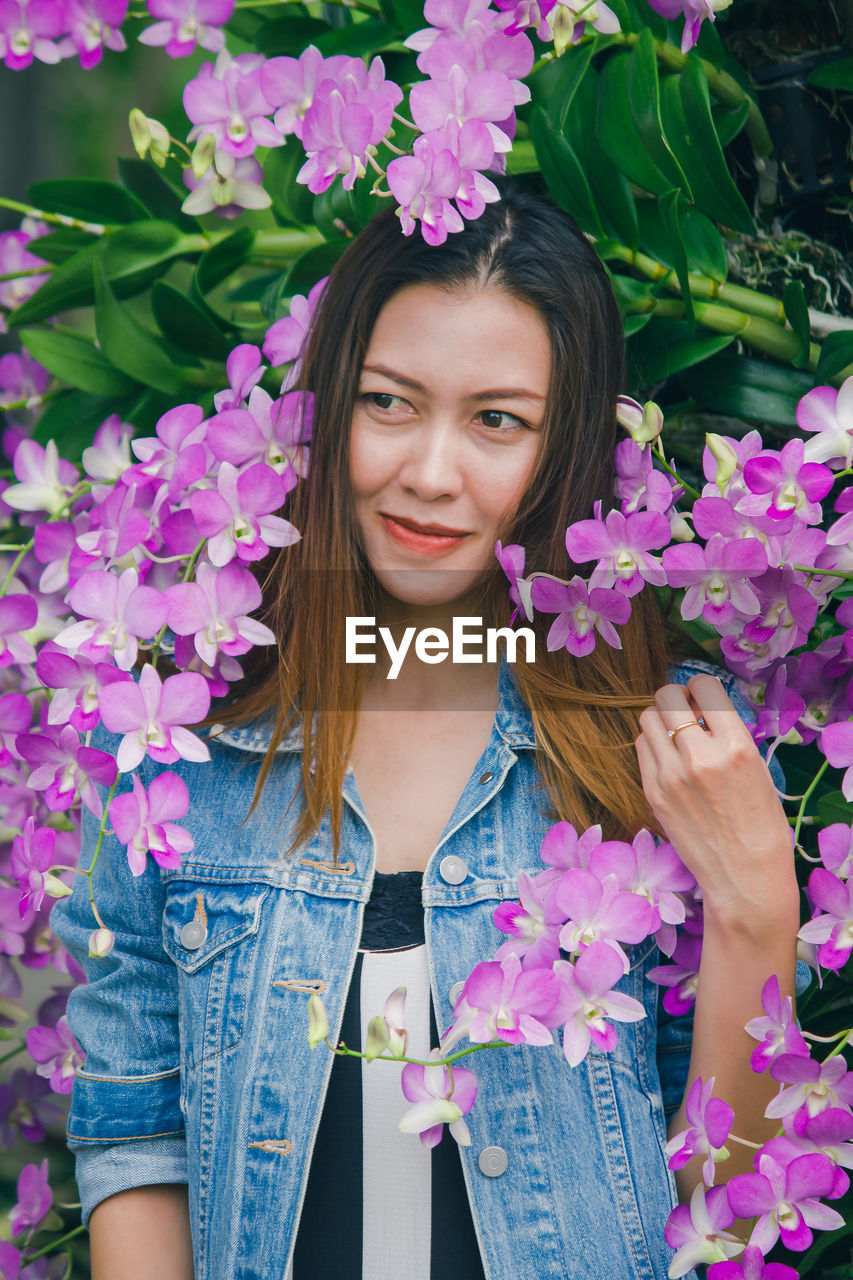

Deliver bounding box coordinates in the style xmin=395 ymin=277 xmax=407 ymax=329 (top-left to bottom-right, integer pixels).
xmin=478 ymin=1146 xmax=508 ymax=1177
xmin=448 ymin=981 xmax=465 ymax=1006
xmin=180 ymin=920 xmax=208 ymax=950
xmin=479 ymin=771 xmax=493 ymax=784
xmin=439 ymin=855 xmax=468 ymax=885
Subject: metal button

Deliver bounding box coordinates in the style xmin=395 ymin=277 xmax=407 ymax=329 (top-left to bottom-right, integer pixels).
xmin=439 ymin=855 xmax=468 ymax=885
xmin=180 ymin=920 xmax=208 ymax=950
xmin=478 ymin=1146 xmax=508 ymax=1177
xmin=479 ymin=771 xmax=493 ymax=784
xmin=448 ymin=981 xmax=466 ymax=1006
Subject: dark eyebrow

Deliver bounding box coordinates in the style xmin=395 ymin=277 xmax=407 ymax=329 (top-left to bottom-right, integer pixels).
xmin=360 ymin=364 xmax=547 ymax=403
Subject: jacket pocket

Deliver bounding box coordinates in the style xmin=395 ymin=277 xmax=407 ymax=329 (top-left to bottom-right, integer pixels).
xmin=162 ymin=880 xmax=270 ymax=1071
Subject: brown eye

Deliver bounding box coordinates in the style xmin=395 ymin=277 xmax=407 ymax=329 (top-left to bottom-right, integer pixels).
xmin=479 ymin=410 xmax=527 ymax=431
xmin=366 ymin=393 xmax=401 ymax=411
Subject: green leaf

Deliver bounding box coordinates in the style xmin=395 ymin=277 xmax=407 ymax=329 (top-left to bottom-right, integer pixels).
xmin=28 ymin=178 xmax=150 ymax=225
xmin=636 ymin=196 xmax=727 ymax=283
xmin=505 ymin=139 xmax=538 ymax=174
xmin=817 ymin=331 xmax=853 ymax=382
xmin=94 ymin=258 xmax=190 ymax=395
xmin=808 ymin=58 xmax=853 ymax=91
xmin=117 ymin=157 xmax=200 ymax=232
xmin=660 ymin=189 xmax=694 ymax=327
xmin=151 ymin=281 xmax=233 ymax=361
xmin=628 ymin=317 xmax=735 ymax=385
xmin=527 ymin=41 xmax=594 ymax=131
xmin=25 ymin=228 xmax=98 ymax=265
xmin=262 ymin=239 xmax=348 ymax=320
xmin=314 ymin=19 xmax=398 ymax=56
xmin=816 ymin=791 xmax=853 ymax=827
xmin=783 ymin=280 xmax=811 ymax=369
xmin=713 ymin=99 xmax=751 ymax=149
xmin=264 ymin=138 xmax=321 ymax=227
xmin=194 ymin=226 xmax=255 ymax=294
xmin=19 ymin=327 xmax=138 ymax=396
xmin=626 ymin=30 xmax=692 ymax=197
xmin=565 ymin=69 xmax=638 ymax=247
xmin=32 ymin=391 xmax=137 ymax=461
xmin=531 ymin=106 xmax=604 ymax=237
xmin=679 ymin=353 xmax=818 ymax=426
xmin=9 ymin=221 xmax=185 ymax=326
xmin=596 ymin=52 xmax=678 ymax=197
xmin=254 ymin=14 xmax=332 ymax=55
xmin=659 ymin=61 xmax=754 ymax=233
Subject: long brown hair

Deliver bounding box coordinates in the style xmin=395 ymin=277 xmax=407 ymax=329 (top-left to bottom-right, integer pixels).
xmin=215 ymin=182 xmax=672 ymax=860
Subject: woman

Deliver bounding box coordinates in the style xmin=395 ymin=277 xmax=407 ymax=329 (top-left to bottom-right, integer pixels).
xmin=52 ymin=184 xmax=803 ymax=1280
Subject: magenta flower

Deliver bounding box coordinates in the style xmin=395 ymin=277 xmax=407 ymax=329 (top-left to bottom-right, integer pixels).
xmin=0 ymin=0 xmax=65 ymax=70
xmin=189 ymin=461 xmax=299 ymax=566
xmin=493 ymin=870 xmax=564 ymax=970
xmin=138 ymin=0 xmax=233 ymax=56
xmin=387 ymin=137 xmax=464 ymax=246
xmin=10 ymin=819 xmax=57 ymax=917
xmin=182 ymin=151 xmax=271 ymax=217
xmin=97 ymin=663 xmax=211 ymax=772
xmin=797 ymin=376 xmax=853 ymax=469
xmin=206 ymin=386 xmax=312 ymax=479
xmin=410 ymin=62 xmax=515 ymax=137
xmin=591 ymin=829 xmax=694 ymax=956
xmin=212 ymin=343 xmax=265 ymax=411
xmin=798 ymin=867 xmax=853 ymax=972
xmin=0 ymin=1243 xmax=21 ymax=1279
xmin=298 ymin=56 xmax=403 ymax=193
xmin=555 ymin=943 xmax=646 ymax=1067
xmin=405 ymin=0 xmax=494 ymax=50
xmin=3 ymin=440 xmax=79 ymax=519
xmin=0 ymin=595 xmax=37 ymax=669
xmin=16 ymin=725 xmax=117 ymax=816
xmin=448 ymin=953 xmax=566 ymax=1049
xmin=260 ymin=47 xmax=351 ymax=141
xmin=820 ymin=719 xmax=853 ymax=801
xmin=645 ymin=0 xmax=731 ymax=55
xmin=262 ymin=277 xmax=328 ymax=374
xmin=663 ymin=533 xmax=768 ymax=627
xmin=818 ymin=822 xmax=853 ymax=880
xmin=166 ymin=560 xmax=275 ymax=665
xmin=81 ymin=414 xmax=135 ymax=487
xmin=110 ymin=773 xmax=194 ymax=876
xmin=184 ymin=51 xmax=283 ymax=158
xmin=742 ymin=439 xmax=833 ymax=524
xmin=127 ymin=403 xmax=209 ymax=500
xmin=0 ymin=1069 xmax=63 ymax=1149
xmin=767 ymin=1051 xmax=853 ymax=1121
xmin=781 ymin=1107 xmax=853 ymax=1187
xmin=664 ymin=1183 xmax=742 ymax=1277
xmin=565 ymin=505 xmax=670 ymax=596
xmin=536 ymin=821 xmax=603 ymax=889
xmin=0 ymin=229 xmax=50 ymax=318
xmin=65 ymin=0 xmax=127 ymax=68
xmin=0 ymin=692 xmax=31 ymax=767
xmin=665 ymin=1076 xmax=734 ymax=1186
xmin=26 ymin=1017 xmax=84 ymax=1095
xmin=555 ymin=867 xmax=656 ymax=971
xmin=614 ymin=439 xmax=674 ymax=516
xmin=494 ymin=540 xmax=529 ymax=624
xmin=9 ymin=1158 xmax=51 ymax=1236
xmin=707 ymin=1245 xmax=799 ymax=1280
xmin=36 ymin=650 xmax=125 ymax=733
xmin=647 ymin=928 xmax=703 ymax=1015
xmin=32 ymin=521 xmax=99 ymax=596
xmin=399 ymin=1055 xmax=478 ymax=1148
xmin=530 ymin=574 xmax=630 ymax=656
xmin=57 ymin=567 xmax=168 ymax=671
xmin=75 ymin=482 xmax=151 ymax=565
xmin=744 ymin=974 xmax=809 ymax=1074
xmin=727 ymin=1150 xmax=843 ymax=1253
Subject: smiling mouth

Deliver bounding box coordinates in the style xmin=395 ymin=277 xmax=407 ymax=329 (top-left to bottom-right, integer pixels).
xmin=379 ymin=514 xmax=471 ymax=551
xmin=381 ymin=513 xmax=470 ymax=536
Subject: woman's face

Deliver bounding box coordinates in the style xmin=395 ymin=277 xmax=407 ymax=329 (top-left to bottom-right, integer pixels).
xmin=349 ymin=282 xmax=551 ymax=612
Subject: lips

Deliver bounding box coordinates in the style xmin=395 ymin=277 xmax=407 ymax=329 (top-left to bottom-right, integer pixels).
xmin=381 ymin=513 xmax=469 ymax=536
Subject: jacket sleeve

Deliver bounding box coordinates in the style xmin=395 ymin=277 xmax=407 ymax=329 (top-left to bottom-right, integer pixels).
xmin=655 ymin=658 xmax=812 ymax=1120
xmin=49 ymin=740 xmax=188 ymax=1225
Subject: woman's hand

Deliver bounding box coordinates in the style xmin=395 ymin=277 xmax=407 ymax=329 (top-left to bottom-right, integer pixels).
xmin=635 ymin=672 xmax=799 ymax=930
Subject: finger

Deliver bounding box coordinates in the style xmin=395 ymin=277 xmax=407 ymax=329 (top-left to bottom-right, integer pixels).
xmin=684 ymin=672 xmax=752 ymax=742
xmin=634 ymin=731 xmax=663 ymax=812
xmin=638 ymin=703 xmax=682 ymax=770
xmin=653 ymin=683 xmax=709 ymax=741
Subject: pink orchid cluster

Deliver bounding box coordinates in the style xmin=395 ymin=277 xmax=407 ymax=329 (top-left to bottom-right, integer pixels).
xmin=661 ymin=972 xmax=852 ymax=1277
xmin=0 ymin=0 xmax=234 ymax=70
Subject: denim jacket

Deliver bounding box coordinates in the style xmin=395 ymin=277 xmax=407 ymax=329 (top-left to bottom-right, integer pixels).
xmin=51 ymin=655 xmax=806 ymax=1280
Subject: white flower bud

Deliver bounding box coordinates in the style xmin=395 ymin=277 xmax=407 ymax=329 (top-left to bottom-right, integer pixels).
xmin=705 ymin=433 xmax=739 ymax=491
xmin=307 ymin=993 xmax=329 ymax=1049
xmin=44 ymin=873 xmax=72 ymax=901
xmin=88 ymin=927 xmax=116 ymax=959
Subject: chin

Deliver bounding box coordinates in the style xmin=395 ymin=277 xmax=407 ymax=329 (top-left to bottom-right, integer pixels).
xmin=370 ymin=565 xmax=484 ymax=609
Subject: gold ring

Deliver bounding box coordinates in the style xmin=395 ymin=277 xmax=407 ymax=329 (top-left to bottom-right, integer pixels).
xmin=667 ymin=720 xmax=702 ymax=741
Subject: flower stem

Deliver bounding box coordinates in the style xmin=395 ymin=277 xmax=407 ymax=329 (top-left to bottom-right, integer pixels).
xmin=20 ymin=1224 xmax=87 ymax=1262
xmin=0 ymin=1043 xmax=26 ymax=1068
xmin=653 ymin=450 xmax=701 ymax=501
xmin=329 ymin=1039 xmax=511 ymax=1068
xmin=823 ymin=1025 xmax=853 ymax=1061
xmin=0 ymin=267 xmax=53 ymax=283
xmin=0 ymin=197 xmax=106 ymax=234
xmin=0 ymin=542 xmax=34 ymax=597
xmin=791 ymin=759 xmax=830 ymax=847
xmin=726 ymin=1133 xmax=762 ymax=1150
xmin=87 ymin=775 xmax=122 ymax=929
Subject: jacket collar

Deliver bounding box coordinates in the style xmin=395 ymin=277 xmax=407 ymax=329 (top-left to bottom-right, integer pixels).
xmin=206 ymin=652 xmax=537 ymax=754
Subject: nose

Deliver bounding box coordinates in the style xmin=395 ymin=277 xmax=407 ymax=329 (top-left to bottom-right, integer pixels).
xmin=397 ymin=418 xmax=464 ymax=501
